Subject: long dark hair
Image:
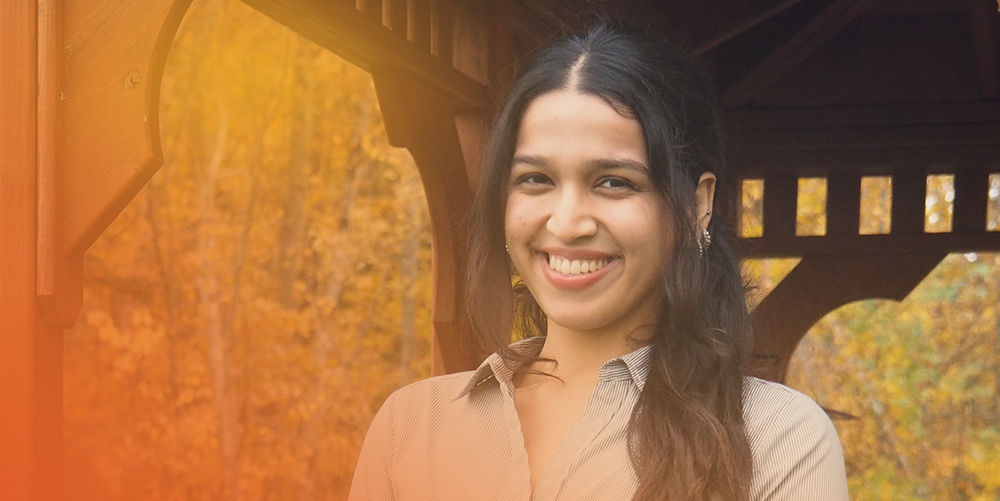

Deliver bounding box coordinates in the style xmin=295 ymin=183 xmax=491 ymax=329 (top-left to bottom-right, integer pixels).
xmin=466 ymin=21 xmax=753 ymax=501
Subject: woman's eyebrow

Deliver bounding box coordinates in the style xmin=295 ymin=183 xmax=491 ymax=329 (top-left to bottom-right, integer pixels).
xmin=511 ymin=154 xmax=548 ymax=166
xmin=588 ymin=158 xmax=649 ymax=173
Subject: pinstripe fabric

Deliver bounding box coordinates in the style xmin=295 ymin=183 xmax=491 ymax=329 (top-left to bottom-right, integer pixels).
xmin=349 ymin=337 xmax=849 ymax=501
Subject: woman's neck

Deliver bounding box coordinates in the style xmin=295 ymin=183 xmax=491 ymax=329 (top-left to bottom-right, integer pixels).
xmin=533 ymin=321 xmax=650 ymax=385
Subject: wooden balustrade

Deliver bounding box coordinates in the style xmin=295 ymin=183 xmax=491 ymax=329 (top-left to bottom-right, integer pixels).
xmin=738 ymin=168 xmax=1000 ymax=258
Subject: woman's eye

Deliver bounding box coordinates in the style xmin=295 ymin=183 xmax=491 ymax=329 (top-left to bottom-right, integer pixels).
xmin=597 ymin=177 xmax=638 ymax=191
xmin=514 ymin=173 xmax=552 ymax=186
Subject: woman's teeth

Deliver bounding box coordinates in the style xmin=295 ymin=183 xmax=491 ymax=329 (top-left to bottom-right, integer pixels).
xmin=548 ymin=255 xmax=610 ymax=275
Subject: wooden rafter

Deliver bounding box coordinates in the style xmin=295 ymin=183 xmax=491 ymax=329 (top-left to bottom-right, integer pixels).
xmin=721 ymin=0 xmax=878 ymax=108
xmin=968 ymin=0 xmax=1000 ymax=98
xmin=664 ymin=0 xmax=804 ymax=55
xmin=240 ymin=0 xmax=487 ymax=109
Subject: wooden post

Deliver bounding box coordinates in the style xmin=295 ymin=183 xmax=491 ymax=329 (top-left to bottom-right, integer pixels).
xmin=1 ymin=1 xmax=192 ymax=499
xmin=0 ymin=4 xmax=63 ymax=501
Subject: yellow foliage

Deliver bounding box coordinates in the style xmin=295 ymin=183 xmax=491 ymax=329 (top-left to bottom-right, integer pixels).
xmin=64 ymin=0 xmax=433 ymax=499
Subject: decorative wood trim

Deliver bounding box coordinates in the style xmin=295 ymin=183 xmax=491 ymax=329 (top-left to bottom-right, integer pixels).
xmin=953 ymin=165 xmax=990 ymax=233
xmin=36 ymin=0 xmax=84 ymax=328
xmin=762 ymin=174 xmax=797 ymax=238
xmin=750 ymin=253 xmax=945 ymax=382
xmin=891 ymin=169 xmax=927 ymax=235
xmin=240 ymin=0 xmax=487 ymax=109
xmin=62 ymin=0 xmax=194 ymax=257
xmin=826 ymin=171 xmax=861 ymax=236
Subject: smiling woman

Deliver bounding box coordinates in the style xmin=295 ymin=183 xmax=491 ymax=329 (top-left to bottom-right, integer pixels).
xmin=349 ymin=21 xmax=849 ymax=501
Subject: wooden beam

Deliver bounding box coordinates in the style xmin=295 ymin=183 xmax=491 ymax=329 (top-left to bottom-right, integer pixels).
xmin=891 ymin=169 xmax=927 ymax=235
xmin=430 ymin=0 xmax=454 ymax=61
xmin=733 ymin=144 xmax=1000 ymax=172
xmin=738 ymin=231 xmax=1000 ymax=257
xmin=735 ymin=123 xmax=1000 ymax=151
xmin=864 ymin=0 xmax=965 ymax=16
xmin=953 ymin=164 xmax=991 ymax=233
xmin=762 ymin=173 xmax=797 ymax=238
xmin=729 ymin=118 xmax=1000 ymax=172
xmin=968 ymin=0 xmax=1000 ymax=98
xmin=826 ymin=171 xmax=861 ymax=236
xmin=240 ymin=0 xmax=486 ymax=108
xmin=750 ymin=253 xmax=945 ymax=381
xmin=668 ymin=0 xmax=804 ymax=55
xmin=721 ymin=0 xmax=877 ymax=108
xmin=408 ymin=0 xmax=431 ymax=50
xmin=726 ymin=102 xmax=1000 ymax=131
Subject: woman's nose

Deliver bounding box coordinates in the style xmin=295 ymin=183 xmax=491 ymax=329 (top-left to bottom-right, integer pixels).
xmin=546 ymin=188 xmax=598 ymax=242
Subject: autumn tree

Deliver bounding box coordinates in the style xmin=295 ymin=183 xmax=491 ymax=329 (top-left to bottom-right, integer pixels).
xmin=64 ymin=1 xmax=433 ymax=500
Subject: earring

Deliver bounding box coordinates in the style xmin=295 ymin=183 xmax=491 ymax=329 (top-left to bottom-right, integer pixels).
xmin=698 ymin=228 xmax=711 ymax=258
xmin=505 ymin=243 xmax=509 ymax=254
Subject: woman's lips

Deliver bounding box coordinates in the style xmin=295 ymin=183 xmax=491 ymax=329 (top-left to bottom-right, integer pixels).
xmin=538 ymin=252 xmax=615 ymax=290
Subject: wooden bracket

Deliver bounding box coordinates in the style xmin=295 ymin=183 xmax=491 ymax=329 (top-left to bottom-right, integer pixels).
xmin=35 ymin=0 xmax=194 ymax=327
xmin=750 ymin=253 xmax=945 ymax=382
xmin=372 ymin=66 xmax=486 ymax=374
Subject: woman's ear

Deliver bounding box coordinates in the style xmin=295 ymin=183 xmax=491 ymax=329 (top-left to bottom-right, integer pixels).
xmin=695 ymin=172 xmax=716 ymax=232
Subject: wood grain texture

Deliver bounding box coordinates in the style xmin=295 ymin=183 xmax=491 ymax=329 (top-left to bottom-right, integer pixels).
xmin=61 ymin=0 xmax=193 ymax=257
xmin=738 ymin=232 xmax=1000 ymax=258
xmin=0 ymin=3 xmax=62 ymax=501
xmin=750 ymin=254 xmax=945 ymax=382
xmin=372 ymin=67 xmax=481 ymax=374
xmin=241 ymin=0 xmax=486 ymax=105
xmin=721 ymin=0 xmax=877 ymax=107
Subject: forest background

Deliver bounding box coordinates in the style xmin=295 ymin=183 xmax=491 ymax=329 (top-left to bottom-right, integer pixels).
xmin=63 ymin=0 xmax=1000 ymax=500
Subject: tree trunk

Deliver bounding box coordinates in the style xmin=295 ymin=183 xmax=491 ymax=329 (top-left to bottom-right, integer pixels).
xmin=277 ymin=41 xmax=315 ymax=307
xmin=196 ymin=102 xmax=243 ymax=501
xmin=400 ymin=180 xmax=422 ymax=383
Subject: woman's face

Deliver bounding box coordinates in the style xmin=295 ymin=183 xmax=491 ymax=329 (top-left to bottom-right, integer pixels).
xmin=505 ymin=89 xmax=674 ymax=336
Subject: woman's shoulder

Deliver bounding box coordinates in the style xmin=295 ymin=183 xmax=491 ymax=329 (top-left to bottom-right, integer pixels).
xmin=741 ymin=376 xmax=838 ymax=444
xmin=389 ymin=371 xmax=474 ymax=405
xmin=741 ymin=377 xmax=849 ymax=500
xmin=382 ymin=370 xmax=478 ymax=411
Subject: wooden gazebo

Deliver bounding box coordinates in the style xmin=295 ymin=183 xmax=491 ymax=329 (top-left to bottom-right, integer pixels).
xmin=2 ymin=0 xmax=999 ymax=499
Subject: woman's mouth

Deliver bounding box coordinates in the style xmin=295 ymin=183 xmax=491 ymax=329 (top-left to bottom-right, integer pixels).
xmin=547 ymin=254 xmax=611 ymax=275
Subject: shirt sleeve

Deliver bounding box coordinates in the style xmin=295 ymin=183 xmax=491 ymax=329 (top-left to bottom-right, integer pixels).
xmin=746 ymin=382 xmax=850 ymax=501
xmin=348 ymin=392 xmax=397 ymax=501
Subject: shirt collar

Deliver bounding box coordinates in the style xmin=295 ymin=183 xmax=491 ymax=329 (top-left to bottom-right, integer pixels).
xmin=454 ymin=336 xmax=652 ymax=399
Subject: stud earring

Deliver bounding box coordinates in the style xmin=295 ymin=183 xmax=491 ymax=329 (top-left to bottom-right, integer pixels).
xmin=505 ymin=243 xmax=509 ymax=254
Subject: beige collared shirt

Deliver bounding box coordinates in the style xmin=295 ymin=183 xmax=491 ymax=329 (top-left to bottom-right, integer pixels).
xmin=348 ymin=337 xmax=849 ymax=501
